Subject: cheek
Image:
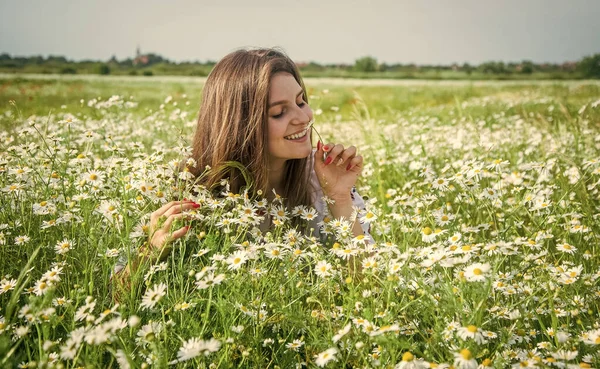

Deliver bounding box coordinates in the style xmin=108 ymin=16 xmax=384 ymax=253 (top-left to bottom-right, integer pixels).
xmin=267 ymin=121 xmax=284 ymax=150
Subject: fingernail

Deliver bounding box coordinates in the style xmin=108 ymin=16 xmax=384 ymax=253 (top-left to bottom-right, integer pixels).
xmin=183 ymin=198 xmax=188 ymax=201
xmin=317 ymin=140 xmax=322 ymax=151
xmin=324 ymin=157 xmax=333 ymax=165
xmin=323 ymin=145 xmax=329 ymax=151
xmin=346 ymin=163 xmax=352 ymax=171
xmin=192 ymin=203 xmax=200 ymax=208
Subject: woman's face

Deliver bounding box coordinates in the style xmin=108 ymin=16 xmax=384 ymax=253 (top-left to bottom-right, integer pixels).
xmin=267 ymin=72 xmax=313 ymax=167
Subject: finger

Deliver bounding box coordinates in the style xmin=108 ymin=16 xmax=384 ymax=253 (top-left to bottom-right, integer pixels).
xmin=150 ymin=200 xmax=193 ymax=225
xmin=315 ymin=140 xmax=325 ymax=164
xmin=170 ymin=225 xmax=191 ymax=241
xmin=346 ymin=155 xmax=364 ymax=172
xmin=163 ymin=202 xmax=199 ymax=217
xmin=320 ymin=142 xmax=336 ymax=163
xmin=337 ymin=146 xmax=357 ymax=166
xmin=162 ymin=213 xmax=189 ymax=231
xmin=324 ymin=144 xmax=344 ymax=166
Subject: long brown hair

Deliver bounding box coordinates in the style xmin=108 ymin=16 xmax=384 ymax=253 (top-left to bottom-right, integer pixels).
xmin=188 ymin=48 xmax=313 ymax=209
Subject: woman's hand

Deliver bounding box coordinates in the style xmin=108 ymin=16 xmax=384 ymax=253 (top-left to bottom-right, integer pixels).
xmin=145 ymin=200 xmax=198 ymax=262
xmin=314 ymin=141 xmax=363 ymax=204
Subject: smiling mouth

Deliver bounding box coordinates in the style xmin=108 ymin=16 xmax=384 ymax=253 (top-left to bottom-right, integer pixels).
xmin=284 ymin=127 xmax=310 ymax=140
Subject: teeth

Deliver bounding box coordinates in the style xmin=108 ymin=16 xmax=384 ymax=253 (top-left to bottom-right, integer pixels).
xmin=285 ymin=128 xmax=308 ymax=140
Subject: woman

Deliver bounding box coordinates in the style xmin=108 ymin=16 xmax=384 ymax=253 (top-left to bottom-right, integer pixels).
xmin=114 ymin=48 xmax=370 ymax=290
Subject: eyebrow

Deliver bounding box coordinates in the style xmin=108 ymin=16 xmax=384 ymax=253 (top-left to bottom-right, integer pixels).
xmin=268 ymin=90 xmax=304 ymax=109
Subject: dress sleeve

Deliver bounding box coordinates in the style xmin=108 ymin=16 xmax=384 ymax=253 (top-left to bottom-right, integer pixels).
xmin=350 ymin=186 xmax=374 ymax=243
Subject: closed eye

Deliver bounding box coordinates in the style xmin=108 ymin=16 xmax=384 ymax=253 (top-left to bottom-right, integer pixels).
xmin=270 ymin=92 xmax=306 ymax=119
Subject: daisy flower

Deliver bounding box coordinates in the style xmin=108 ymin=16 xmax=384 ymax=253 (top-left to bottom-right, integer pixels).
xmin=14 ymin=235 xmax=31 ymax=245
xmin=33 ymin=279 xmax=52 ymax=296
xmin=581 ymin=328 xmax=600 ymax=345
xmin=0 ymin=278 xmax=17 ymax=294
xmin=55 ymin=239 xmax=74 ymax=255
xmin=454 ymin=348 xmax=478 ymax=369
xmin=196 ymin=273 xmax=226 ymax=290
xmin=173 ymin=337 xmax=205 ymax=364
xmin=82 ymin=170 xmax=105 ymax=186
xmin=332 ymin=323 xmax=352 ymax=343
xmin=421 ymin=227 xmax=436 ymax=243
xmin=314 ymin=347 xmax=338 ymax=367
xmin=457 ymin=325 xmax=486 ymax=344
xmin=136 ymin=322 xmax=163 ymax=345
xmin=464 ymin=263 xmax=491 ymax=282
xmin=395 ymin=351 xmax=428 ymax=369
xmin=315 ymin=260 xmax=333 ymax=278
xmin=285 ymin=339 xmax=305 ymax=352
xmin=75 ymin=296 xmax=96 ymax=322
xmin=226 ymin=250 xmax=248 ymax=270
xmin=359 ymin=210 xmax=378 ymax=224
xmin=448 ymin=232 xmax=462 ymax=245
xmin=140 ymin=283 xmax=167 ymax=310
xmin=301 ymin=207 xmax=318 ymax=222
xmin=556 ymin=242 xmax=577 ymax=254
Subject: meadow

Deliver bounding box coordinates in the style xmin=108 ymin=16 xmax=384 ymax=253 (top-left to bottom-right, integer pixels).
xmin=0 ymin=75 xmax=600 ymax=368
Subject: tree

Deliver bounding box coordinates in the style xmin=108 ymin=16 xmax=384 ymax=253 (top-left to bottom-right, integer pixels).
xmin=97 ymin=64 xmax=111 ymax=75
xmin=354 ymin=56 xmax=378 ymax=72
xmin=462 ymin=63 xmax=473 ymax=75
xmin=578 ymin=53 xmax=600 ymax=79
xmin=521 ymin=60 xmax=534 ymax=74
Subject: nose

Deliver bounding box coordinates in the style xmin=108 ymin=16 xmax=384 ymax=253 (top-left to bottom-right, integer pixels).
xmin=291 ymin=104 xmax=312 ymax=126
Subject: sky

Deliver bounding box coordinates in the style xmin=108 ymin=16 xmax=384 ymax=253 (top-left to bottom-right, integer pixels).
xmin=1 ymin=0 xmax=599 ymax=65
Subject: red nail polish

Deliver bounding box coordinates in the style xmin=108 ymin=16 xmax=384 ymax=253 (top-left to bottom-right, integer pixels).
xmin=346 ymin=163 xmax=352 ymax=171
xmin=323 ymin=145 xmax=329 ymax=151
xmin=183 ymin=198 xmax=188 ymax=201
xmin=317 ymin=140 xmax=322 ymax=151
xmin=325 ymin=157 xmax=333 ymax=165
xmin=192 ymin=203 xmax=200 ymax=208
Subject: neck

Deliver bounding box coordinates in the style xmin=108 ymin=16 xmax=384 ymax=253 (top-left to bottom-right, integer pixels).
xmin=267 ymin=159 xmax=287 ymax=199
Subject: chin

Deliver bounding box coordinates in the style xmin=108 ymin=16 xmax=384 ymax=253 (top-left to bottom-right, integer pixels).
xmin=296 ymin=143 xmax=313 ymax=158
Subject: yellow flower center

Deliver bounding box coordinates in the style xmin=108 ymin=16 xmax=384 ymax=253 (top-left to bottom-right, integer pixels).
xmin=422 ymin=227 xmax=432 ymax=235
xmin=467 ymin=325 xmax=477 ymax=333
xmin=402 ymin=352 xmax=414 ymax=362
xmin=473 ymin=268 xmax=483 ymax=275
xmin=460 ymin=349 xmax=472 ymax=360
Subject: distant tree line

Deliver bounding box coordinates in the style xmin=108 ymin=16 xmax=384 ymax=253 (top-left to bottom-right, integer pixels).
xmin=0 ymin=52 xmax=598 ymax=79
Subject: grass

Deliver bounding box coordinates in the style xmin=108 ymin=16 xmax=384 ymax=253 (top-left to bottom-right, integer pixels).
xmin=0 ymin=75 xmax=599 ymax=368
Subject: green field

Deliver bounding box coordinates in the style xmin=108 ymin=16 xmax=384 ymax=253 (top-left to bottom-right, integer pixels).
xmin=1 ymin=75 xmax=600 ymax=368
